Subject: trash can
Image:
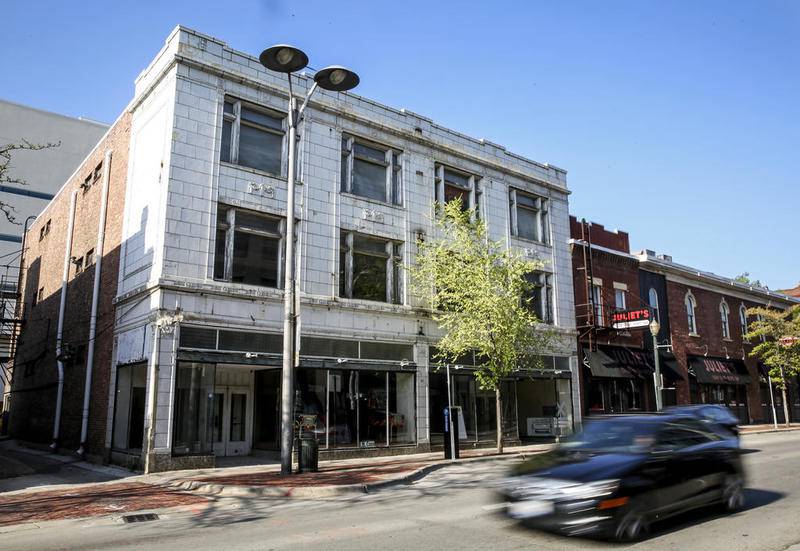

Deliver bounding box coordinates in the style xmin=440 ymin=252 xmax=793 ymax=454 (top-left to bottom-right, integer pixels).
xmin=298 ymin=437 xmax=319 ymax=473
xmin=443 ymin=406 xmax=460 ymax=459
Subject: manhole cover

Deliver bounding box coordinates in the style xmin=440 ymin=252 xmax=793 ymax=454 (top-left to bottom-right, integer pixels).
xmin=121 ymin=513 xmax=159 ymax=523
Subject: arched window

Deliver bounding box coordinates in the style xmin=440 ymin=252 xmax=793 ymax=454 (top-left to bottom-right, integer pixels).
xmin=685 ymin=291 xmax=698 ymax=334
xmin=739 ymin=304 xmax=748 ymax=340
xmin=720 ymin=300 xmax=730 ymax=339
xmin=648 ymin=287 xmax=660 ymax=323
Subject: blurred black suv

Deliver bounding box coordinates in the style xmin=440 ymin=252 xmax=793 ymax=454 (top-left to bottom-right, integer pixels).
xmin=499 ymin=414 xmax=745 ymax=541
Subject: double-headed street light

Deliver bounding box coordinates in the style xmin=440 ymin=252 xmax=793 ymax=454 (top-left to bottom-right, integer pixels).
xmin=649 ymin=318 xmax=663 ymax=412
xmin=259 ymin=45 xmax=359 ymax=476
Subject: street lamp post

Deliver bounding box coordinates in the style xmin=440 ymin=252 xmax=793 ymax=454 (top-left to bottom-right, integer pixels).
xmin=649 ymin=318 xmax=663 ymax=412
xmin=259 ymin=46 xmax=359 ymax=475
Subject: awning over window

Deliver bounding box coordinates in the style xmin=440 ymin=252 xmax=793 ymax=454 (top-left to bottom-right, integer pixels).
xmin=582 ymin=347 xmax=636 ymax=379
xmin=599 ymin=346 xmax=652 ymax=378
xmin=658 ymin=351 xmax=684 ymax=381
xmin=688 ymin=356 xmax=751 ymax=385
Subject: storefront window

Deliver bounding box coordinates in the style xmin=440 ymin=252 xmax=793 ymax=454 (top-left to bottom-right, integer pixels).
xmin=359 ymin=371 xmax=388 ymax=447
xmin=172 ymin=362 xmax=216 ymax=456
xmin=390 ymin=372 xmax=416 ymax=444
xmin=112 ymin=363 xmax=147 ymax=451
xmin=329 ymin=370 xmax=358 ymax=448
xmin=296 ymin=369 xmax=329 ymax=443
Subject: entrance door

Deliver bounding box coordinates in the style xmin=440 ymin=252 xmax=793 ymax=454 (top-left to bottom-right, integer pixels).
xmin=213 ymin=386 xmax=252 ymax=456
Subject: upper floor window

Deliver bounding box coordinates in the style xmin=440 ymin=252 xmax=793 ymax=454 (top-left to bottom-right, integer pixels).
xmin=339 ymin=231 xmax=402 ymax=304
xmin=720 ymin=300 xmax=731 ymax=339
xmin=509 ymin=188 xmax=549 ymax=243
xmin=648 ymin=287 xmax=660 ymax=323
xmin=214 ymin=204 xmax=285 ymax=288
xmin=38 ymin=219 xmax=51 ymax=241
xmin=685 ymin=291 xmax=698 ymax=334
xmin=613 ymin=283 xmax=627 ymax=310
xmin=341 ymin=136 xmax=402 ymax=205
xmin=220 ymin=98 xmax=285 ymax=176
xmin=739 ymin=304 xmax=749 ymax=341
xmin=524 ymin=272 xmax=554 ymax=324
xmin=591 ymin=282 xmax=604 ymax=326
xmin=435 ymin=165 xmax=481 ymax=216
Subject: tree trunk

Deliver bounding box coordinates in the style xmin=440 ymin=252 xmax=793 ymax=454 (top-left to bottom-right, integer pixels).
xmin=495 ymin=386 xmax=503 ymax=454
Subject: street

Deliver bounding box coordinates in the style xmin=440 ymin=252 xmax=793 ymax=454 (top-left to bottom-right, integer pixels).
xmin=1 ymin=431 xmax=800 ymax=550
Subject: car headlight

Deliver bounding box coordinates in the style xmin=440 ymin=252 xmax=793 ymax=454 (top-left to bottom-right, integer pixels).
xmin=560 ymin=479 xmax=620 ymax=500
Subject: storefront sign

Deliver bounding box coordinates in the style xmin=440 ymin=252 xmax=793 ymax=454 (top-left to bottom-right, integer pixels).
xmin=611 ymin=308 xmax=651 ymax=329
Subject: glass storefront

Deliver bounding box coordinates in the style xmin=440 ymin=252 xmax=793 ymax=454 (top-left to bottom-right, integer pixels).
xmin=690 ymin=380 xmax=749 ymax=425
xmin=297 ymin=368 xmax=416 ymax=449
xmin=111 ymin=363 xmax=147 ymax=451
xmin=172 ymin=362 xmax=216 ymax=456
xmin=429 ymin=371 xmax=527 ymax=443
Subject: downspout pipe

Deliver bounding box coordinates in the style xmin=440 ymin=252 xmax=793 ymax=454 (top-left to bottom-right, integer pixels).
xmin=77 ymin=150 xmax=112 ymax=457
xmin=52 ymin=190 xmax=78 ymax=450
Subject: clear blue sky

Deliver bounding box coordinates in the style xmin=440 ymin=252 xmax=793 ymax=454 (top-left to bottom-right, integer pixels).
xmin=3 ymin=1 xmax=798 ymax=289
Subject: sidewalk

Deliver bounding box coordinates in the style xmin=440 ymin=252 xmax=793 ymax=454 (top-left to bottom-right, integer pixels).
xmin=741 ymin=422 xmax=800 ymax=435
xmin=0 ymin=442 xmax=551 ymax=529
xmin=161 ymin=443 xmax=552 ymax=498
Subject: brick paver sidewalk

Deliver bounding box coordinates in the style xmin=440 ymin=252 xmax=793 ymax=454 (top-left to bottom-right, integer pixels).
xmin=0 ymin=482 xmax=209 ymax=527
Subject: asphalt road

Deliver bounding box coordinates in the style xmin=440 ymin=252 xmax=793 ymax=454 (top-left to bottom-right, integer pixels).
xmin=4 ymin=431 xmax=800 ymax=551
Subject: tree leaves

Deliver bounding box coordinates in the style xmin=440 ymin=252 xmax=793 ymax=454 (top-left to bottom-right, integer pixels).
xmin=744 ymin=305 xmax=800 ymax=388
xmin=408 ymin=200 xmax=557 ymax=391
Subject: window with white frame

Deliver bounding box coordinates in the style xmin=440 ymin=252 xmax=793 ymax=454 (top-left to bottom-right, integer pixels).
xmin=214 ymin=204 xmax=285 ymax=288
xmin=614 ymin=285 xmax=627 ymax=311
xmin=340 ymin=231 xmax=402 ymax=304
xmin=524 ymin=272 xmax=554 ymax=324
xmin=341 ymin=135 xmax=402 ymax=205
xmin=510 ymin=188 xmax=549 ymax=243
xmin=220 ymin=98 xmax=285 ymax=175
xmin=434 ymin=165 xmax=481 ymax=216
xmin=739 ymin=304 xmax=749 ymax=341
xmin=685 ymin=291 xmax=698 ymax=334
xmin=720 ymin=300 xmax=731 ymax=339
xmin=592 ymin=283 xmax=604 ymax=326
xmin=648 ymin=287 xmax=660 ymax=323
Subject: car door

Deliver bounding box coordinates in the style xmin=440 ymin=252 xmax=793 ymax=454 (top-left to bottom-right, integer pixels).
xmin=650 ymin=422 xmax=701 ymax=516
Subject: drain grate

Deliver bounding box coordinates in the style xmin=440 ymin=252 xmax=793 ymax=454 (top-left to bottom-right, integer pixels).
xmin=121 ymin=513 xmax=160 ymax=523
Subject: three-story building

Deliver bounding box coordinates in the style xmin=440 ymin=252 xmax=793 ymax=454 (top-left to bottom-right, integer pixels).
xmin=10 ymin=27 xmax=579 ymax=471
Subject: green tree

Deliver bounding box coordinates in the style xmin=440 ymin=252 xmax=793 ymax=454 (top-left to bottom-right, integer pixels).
xmin=744 ymin=305 xmax=800 ymax=426
xmin=734 ymin=272 xmax=764 ymax=288
xmin=409 ymin=200 xmax=557 ymax=453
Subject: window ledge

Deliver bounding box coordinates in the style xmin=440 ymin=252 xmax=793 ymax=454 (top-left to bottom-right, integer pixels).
xmin=510 ymin=235 xmax=552 ymax=248
xmin=688 ymin=332 xmax=701 ymax=338
xmin=340 ymin=191 xmax=404 ymax=210
xmin=722 ymin=338 xmax=734 ymax=342
xmin=219 ymin=160 xmax=287 ymax=182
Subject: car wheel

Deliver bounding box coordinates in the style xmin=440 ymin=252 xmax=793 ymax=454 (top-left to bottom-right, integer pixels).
xmin=721 ymin=474 xmax=745 ymax=512
xmin=614 ymin=509 xmax=649 ymax=542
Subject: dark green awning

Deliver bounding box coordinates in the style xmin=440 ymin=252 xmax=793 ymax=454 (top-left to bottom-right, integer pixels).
xmin=583 ymin=348 xmax=636 ymax=379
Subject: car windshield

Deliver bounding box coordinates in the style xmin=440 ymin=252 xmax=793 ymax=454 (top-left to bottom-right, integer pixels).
xmin=560 ymin=418 xmax=660 ymax=453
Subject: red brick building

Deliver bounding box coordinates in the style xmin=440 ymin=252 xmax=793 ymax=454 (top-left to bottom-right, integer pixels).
xmin=570 ymin=217 xmax=678 ymax=416
xmin=640 ymin=254 xmax=799 ymax=424
xmin=9 ymin=114 xmax=130 ymax=459
xmin=571 ymin=216 xmax=800 ymax=423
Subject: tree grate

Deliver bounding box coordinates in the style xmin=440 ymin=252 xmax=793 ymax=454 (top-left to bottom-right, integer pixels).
xmin=121 ymin=513 xmax=160 ymax=523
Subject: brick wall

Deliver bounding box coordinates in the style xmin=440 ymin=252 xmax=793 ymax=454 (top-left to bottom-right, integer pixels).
xmin=10 ymin=114 xmax=131 ymax=455
xmin=665 ymin=279 xmax=765 ymax=421
xmin=569 ymin=216 xmax=630 ymax=253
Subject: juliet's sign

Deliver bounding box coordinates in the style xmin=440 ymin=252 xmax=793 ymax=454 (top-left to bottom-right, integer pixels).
xmin=612 ymin=308 xmax=651 ymax=329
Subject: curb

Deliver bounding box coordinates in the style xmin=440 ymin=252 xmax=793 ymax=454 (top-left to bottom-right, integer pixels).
xmin=742 ymin=427 xmax=800 ymax=436
xmin=166 ymin=448 xmax=548 ymax=499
